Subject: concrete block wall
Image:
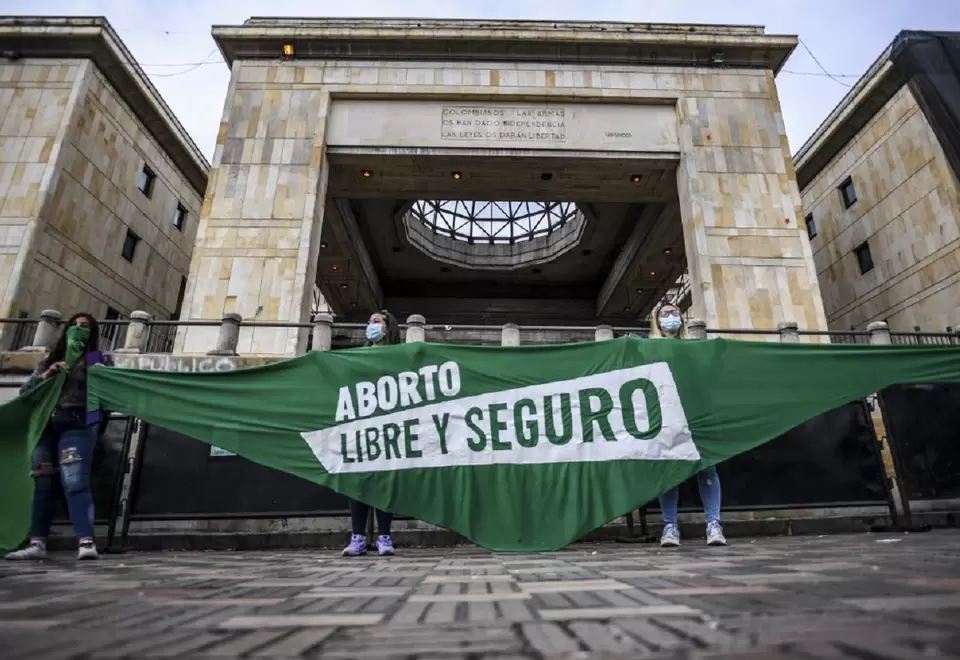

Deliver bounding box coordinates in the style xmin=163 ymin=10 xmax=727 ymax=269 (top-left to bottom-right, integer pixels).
xmin=0 ymin=58 xmax=203 ymax=346
xmin=0 ymin=59 xmax=83 ymax=324
xmin=25 ymin=67 xmax=202 ymax=323
xmin=183 ymin=59 xmax=828 ymax=356
xmin=677 ymin=77 xmax=828 ymax=332
xmin=802 ymin=84 xmax=960 ymax=333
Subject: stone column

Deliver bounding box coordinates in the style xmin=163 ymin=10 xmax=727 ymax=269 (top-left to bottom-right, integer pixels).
xmin=209 ymin=313 xmax=242 ymax=356
xmin=686 ymin=318 xmax=707 ymax=340
xmin=406 ymin=315 xmax=426 ymax=343
xmin=24 ymin=309 xmax=61 ymax=352
xmin=777 ymin=321 xmax=799 ymax=343
xmin=867 ymin=321 xmax=892 ymax=345
xmin=311 ymin=313 xmax=333 ymax=352
xmin=675 ymin=79 xmax=829 ymax=333
xmin=501 ymin=323 xmax=520 ymax=347
xmin=115 ymin=311 xmax=153 ymax=354
xmin=175 ymin=69 xmax=332 ymax=357
xmin=594 ymin=325 xmax=614 ymax=342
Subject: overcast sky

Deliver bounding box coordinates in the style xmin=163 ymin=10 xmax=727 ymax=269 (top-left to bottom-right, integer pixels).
xmin=4 ymin=0 xmax=959 ymax=163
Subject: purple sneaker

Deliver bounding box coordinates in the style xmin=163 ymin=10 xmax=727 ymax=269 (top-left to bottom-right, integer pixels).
xmin=376 ymin=535 xmax=395 ymax=556
xmin=342 ymin=534 xmax=367 ymax=556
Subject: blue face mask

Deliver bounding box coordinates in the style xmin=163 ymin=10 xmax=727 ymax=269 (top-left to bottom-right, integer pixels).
xmin=660 ymin=316 xmax=682 ymax=333
xmin=366 ymin=323 xmax=385 ymax=343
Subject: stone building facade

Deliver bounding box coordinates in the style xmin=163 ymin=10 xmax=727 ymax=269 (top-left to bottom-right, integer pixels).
xmin=795 ymin=32 xmax=960 ymax=333
xmin=177 ymin=18 xmax=828 ymax=356
xmin=0 ymin=17 xmax=208 ymax=349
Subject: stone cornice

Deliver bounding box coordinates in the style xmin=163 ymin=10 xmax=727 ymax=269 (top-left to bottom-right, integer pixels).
xmin=212 ymin=17 xmax=797 ymax=72
xmin=0 ymin=16 xmax=210 ymax=197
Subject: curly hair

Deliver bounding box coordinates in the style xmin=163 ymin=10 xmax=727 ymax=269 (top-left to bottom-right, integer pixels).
xmin=648 ymin=302 xmax=687 ymax=339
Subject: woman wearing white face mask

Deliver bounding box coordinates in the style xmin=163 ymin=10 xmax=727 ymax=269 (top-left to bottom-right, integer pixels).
xmin=342 ymin=310 xmax=402 ymax=557
xmin=649 ymin=302 xmax=726 ymax=547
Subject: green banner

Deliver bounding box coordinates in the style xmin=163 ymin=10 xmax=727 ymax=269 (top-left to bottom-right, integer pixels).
xmin=3 ymin=338 xmax=960 ymax=552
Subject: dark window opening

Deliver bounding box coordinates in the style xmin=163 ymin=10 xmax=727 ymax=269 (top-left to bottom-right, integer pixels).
xmin=103 ymin=306 xmax=121 ymax=343
xmin=838 ymin=176 xmax=857 ymax=209
xmin=137 ymin=165 xmax=156 ymax=197
xmin=174 ymin=203 xmax=187 ymax=231
xmin=854 ymin=241 xmax=874 ymax=275
xmin=121 ymin=229 xmax=140 ymax=262
xmin=805 ymin=213 xmax=817 ymax=240
xmin=173 ymin=276 xmax=187 ymax=320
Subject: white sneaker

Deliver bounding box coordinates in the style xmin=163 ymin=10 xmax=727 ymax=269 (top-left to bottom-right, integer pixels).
xmin=5 ymin=542 xmax=46 ymax=560
xmin=77 ymin=541 xmax=99 ymax=560
xmin=706 ymin=521 xmax=727 ymax=546
xmin=660 ymin=524 xmax=680 ymax=548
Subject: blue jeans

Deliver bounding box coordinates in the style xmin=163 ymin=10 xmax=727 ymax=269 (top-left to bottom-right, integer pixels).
xmin=659 ymin=466 xmax=721 ymax=526
xmin=30 ymin=408 xmax=98 ymax=539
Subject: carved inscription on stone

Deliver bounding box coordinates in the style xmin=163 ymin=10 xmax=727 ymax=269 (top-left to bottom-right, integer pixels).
xmin=441 ymin=106 xmax=568 ymax=142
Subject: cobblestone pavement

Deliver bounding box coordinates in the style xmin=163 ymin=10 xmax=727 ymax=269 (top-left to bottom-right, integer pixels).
xmin=1 ymin=531 xmax=960 ymax=658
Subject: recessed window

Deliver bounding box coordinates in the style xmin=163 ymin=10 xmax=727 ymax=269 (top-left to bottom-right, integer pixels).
xmin=838 ymin=176 xmax=857 ymax=209
xmin=854 ymin=241 xmax=874 ymax=275
xmin=173 ymin=276 xmax=187 ymax=320
xmin=174 ymin=203 xmax=187 ymax=231
xmin=137 ymin=165 xmax=156 ymax=198
xmin=121 ymin=229 xmax=140 ymax=262
xmin=805 ymin=213 xmax=817 ymax=240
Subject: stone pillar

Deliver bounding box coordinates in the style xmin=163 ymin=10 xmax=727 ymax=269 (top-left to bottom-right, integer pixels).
xmin=501 ymin=323 xmax=520 ymax=347
xmin=24 ymin=309 xmax=61 ymax=352
xmin=867 ymin=321 xmax=892 ymax=345
xmin=208 ymin=313 xmax=242 ymax=356
xmin=594 ymin=325 xmax=614 ymax=342
xmin=175 ymin=75 xmax=332 ymax=357
xmin=406 ymin=315 xmax=426 ymax=343
xmin=777 ymin=321 xmax=799 ymax=343
xmin=675 ymin=81 xmax=829 ymax=332
xmin=115 ymin=311 xmax=153 ymax=354
xmin=686 ymin=318 xmax=707 ymax=340
xmin=311 ymin=313 xmax=333 ymax=352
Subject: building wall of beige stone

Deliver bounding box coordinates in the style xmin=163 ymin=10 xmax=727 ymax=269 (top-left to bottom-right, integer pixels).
xmin=801 ymin=84 xmax=960 ymax=333
xmin=0 ymin=58 xmax=202 ymax=347
xmin=181 ymin=59 xmax=827 ymax=356
xmin=0 ymin=59 xmax=84 ymax=324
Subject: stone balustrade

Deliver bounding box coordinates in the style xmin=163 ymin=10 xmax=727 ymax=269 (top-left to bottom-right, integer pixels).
xmin=0 ymin=311 xmax=921 ymax=364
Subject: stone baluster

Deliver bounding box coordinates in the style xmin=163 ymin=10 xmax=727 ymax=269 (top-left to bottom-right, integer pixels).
xmin=406 ymin=315 xmax=426 ymax=343
xmin=501 ymin=323 xmax=520 ymax=347
xmin=311 ymin=313 xmax=333 ymax=352
xmin=24 ymin=309 xmax=62 ymax=352
xmin=115 ymin=311 xmax=152 ymax=353
xmin=208 ymin=313 xmax=242 ymax=356
xmin=594 ymin=325 xmax=614 ymax=342
xmin=686 ymin=318 xmax=707 ymax=340
xmin=777 ymin=321 xmax=799 ymax=343
xmin=867 ymin=321 xmax=891 ymax=345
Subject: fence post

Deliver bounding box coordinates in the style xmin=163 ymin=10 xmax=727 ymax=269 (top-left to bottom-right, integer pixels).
xmin=501 ymin=323 xmax=520 ymax=347
xmin=687 ymin=318 xmax=707 ymax=340
xmin=867 ymin=321 xmax=891 ymax=345
xmin=863 ymin=320 xmax=912 ymax=528
xmin=777 ymin=321 xmax=799 ymax=343
xmin=406 ymin=314 xmax=426 ymax=343
xmin=594 ymin=325 xmax=614 ymax=342
xmin=115 ymin=311 xmax=152 ymax=354
xmin=311 ymin=313 xmax=333 ymax=352
xmin=24 ymin=309 xmax=61 ymax=352
xmin=208 ymin=313 xmax=242 ymax=356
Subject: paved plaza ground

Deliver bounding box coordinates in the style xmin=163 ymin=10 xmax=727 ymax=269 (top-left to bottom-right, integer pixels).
xmin=1 ymin=531 xmax=960 ymax=658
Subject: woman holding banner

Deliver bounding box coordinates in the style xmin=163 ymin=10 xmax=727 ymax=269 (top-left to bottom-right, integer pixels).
xmin=342 ymin=310 xmax=402 ymax=557
xmin=648 ymin=302 xmax=727 ymax=548
xmin=5 ymin=313 xmax=111 ymax=561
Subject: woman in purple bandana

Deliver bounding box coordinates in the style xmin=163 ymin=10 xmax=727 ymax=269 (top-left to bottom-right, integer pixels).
xmin=5 ymin=313 xmax=112 ymax=561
